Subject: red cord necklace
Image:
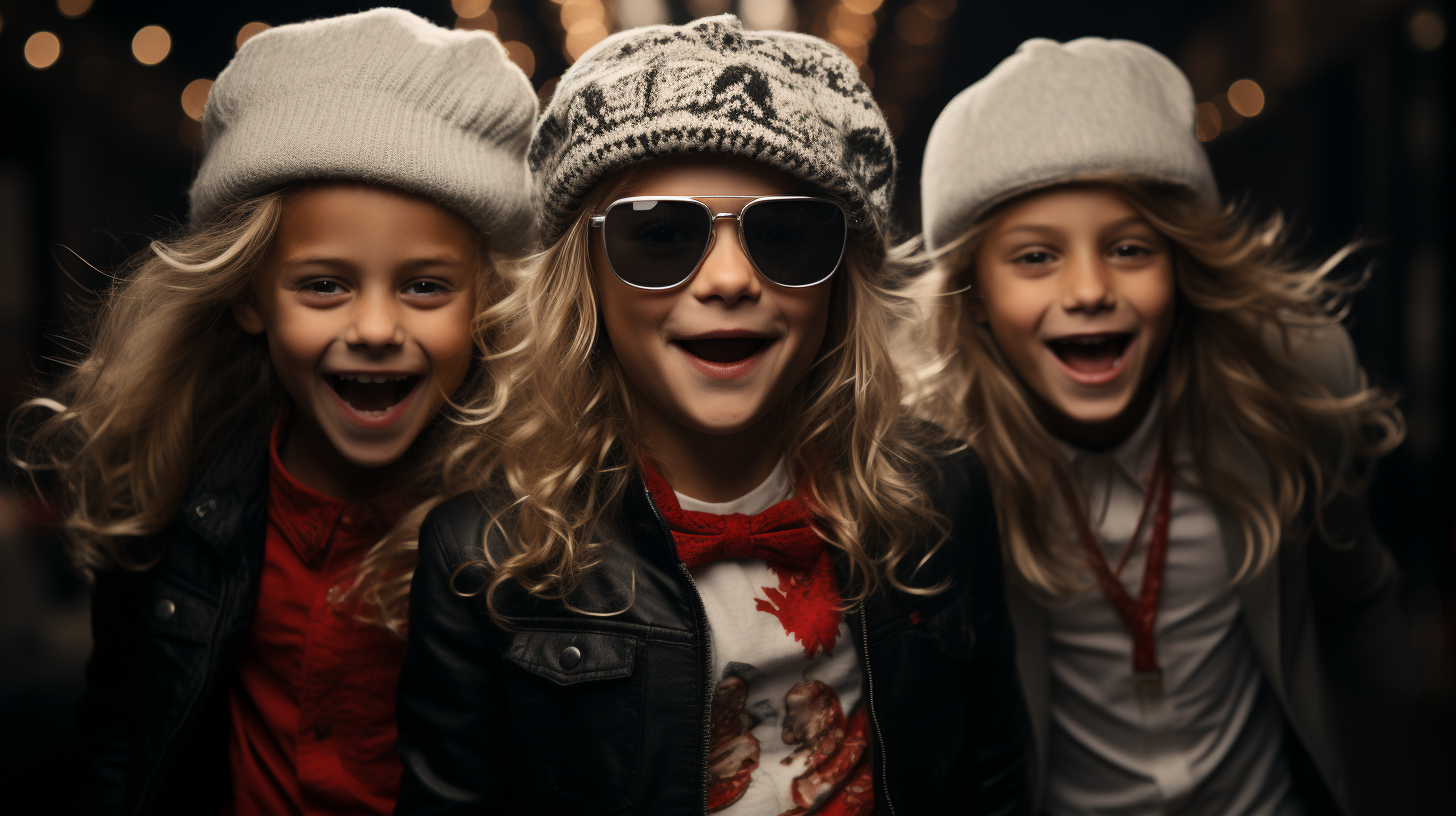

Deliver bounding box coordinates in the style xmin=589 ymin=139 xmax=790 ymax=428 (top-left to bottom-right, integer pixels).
xmin=1062 ymin=444 xmax=1175 ymax=692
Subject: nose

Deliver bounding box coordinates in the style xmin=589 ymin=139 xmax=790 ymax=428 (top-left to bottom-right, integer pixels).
xmin=345 ymin=288 xmax=406 ymax=351
xmin=1061 ymin=250 xmax=1115 ymax=314
xmin=688 ymin=215 xmax=761 ymax=305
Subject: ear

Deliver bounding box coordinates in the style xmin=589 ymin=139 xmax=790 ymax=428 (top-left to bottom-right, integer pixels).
xmin=232 ymin=297 xmax=266 ymax=335
xmin=967 ymin=291 xmax=988 ymax=325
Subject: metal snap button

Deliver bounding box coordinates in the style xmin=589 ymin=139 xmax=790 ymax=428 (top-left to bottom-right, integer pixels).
xmin=560 ymin=645 xmax=582 ymax=670
xmin=194 ymin=498 xmax=217 ymax=518
xmin=153 ymin=599 xmax=176 ymax=621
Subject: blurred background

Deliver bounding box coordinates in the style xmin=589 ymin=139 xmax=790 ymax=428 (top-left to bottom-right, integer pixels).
xmin=0 ymin=0 xmax=1449 ymax=812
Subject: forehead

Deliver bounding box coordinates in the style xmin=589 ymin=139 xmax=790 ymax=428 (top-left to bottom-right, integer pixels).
xmin=617 ymin=155 xmax=813 ymax=199
xmin=987 ymin=184 xmax=1145 ymax=235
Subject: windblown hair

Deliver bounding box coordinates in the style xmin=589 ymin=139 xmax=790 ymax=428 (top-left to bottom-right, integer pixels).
xmin=13 ymin=193 xmax=285 ymax=575
xmin=903 ymin=177 xmax=1403 ymax=598
xmin=12 ymin=188 xmax=509 ymax=637
xmin=441 ymin=177 xmax=948 ymax=625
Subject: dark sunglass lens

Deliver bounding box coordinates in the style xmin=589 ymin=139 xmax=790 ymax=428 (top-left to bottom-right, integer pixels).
xmin=741 ymin=200 xmax=846 ymax=286
xmin=603 ymin=200 xmax=711 ymax=288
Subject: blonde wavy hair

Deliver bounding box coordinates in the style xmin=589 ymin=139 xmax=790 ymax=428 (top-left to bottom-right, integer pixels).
xmin=903 ymin=177 xmax=1403 ymax=598
xmin=439 ymin=173 xmax=950 ymax=625
xmin=12 ymin=186 xmax=510 ymax=637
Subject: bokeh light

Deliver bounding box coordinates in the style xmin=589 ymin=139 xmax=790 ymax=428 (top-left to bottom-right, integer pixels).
xmin=181 ymin=79 xmax=215 ymax=122
xmin=132 ymin=25 xmax=171 ymax=66
xmin=615 ymin=0 xmax=670 ymax=29
xmin=1195 ymin=101 xmax=1222 ymax=141
xmin=841 ymin=0 xmax=884 ymax=14
xmin=1227 ymin=79 xmax=1265 ymax=117
xmin=1410 ymin=9 xmax=1447 ymax=51
xmin=502 ymin=41 xmax=535 ymax=78
xmin=895 ymin=4 xmax=941 ymax=46
xmin=236 ymin=22 xmax=271 ymax=51
xmin=740 ymin=0 xmax=796 ymax=31
xmin=57 ymin=0 xmax=94 ymax=18
xmin=453 ymin=0 xmax=494 ymax=17
xmin=25 ymin=32 xmax=62 ymax=70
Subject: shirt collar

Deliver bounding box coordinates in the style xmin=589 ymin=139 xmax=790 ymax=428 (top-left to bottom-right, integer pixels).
xmin=1057 ymin=390 xmax=1165 ymax=487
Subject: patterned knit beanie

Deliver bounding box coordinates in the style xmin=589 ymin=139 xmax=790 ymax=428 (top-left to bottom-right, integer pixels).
xmin=528 ymin=14 xmax=896 ymax=246
xmin=190 ymin=8 xmax=538 ymax=254
xmin=921 ymin=37 xmax=1219 ymax=251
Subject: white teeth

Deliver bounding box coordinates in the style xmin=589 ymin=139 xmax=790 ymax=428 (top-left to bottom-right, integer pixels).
xmin=333 ymin=374 xmax=413 ymax=383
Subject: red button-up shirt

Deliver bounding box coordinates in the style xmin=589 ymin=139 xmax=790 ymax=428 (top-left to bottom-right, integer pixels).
xmin=225 ymin=421 xmax=408 ymax=815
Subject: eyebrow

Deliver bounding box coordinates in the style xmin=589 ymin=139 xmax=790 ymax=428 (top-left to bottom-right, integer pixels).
xmin=997 ymin=215 xmax=1150 ymax=239
xmin=278 ymin=254 xmax=469 ymax=270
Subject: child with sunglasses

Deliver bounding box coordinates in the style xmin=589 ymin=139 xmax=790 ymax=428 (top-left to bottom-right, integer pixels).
xmin=15 ymin=11 xmax=536 ymax=814
xmin=907 ymin=38 xmax=1411 ymax=815
xmin=394 ymin=15 xmax=1027 ymax=815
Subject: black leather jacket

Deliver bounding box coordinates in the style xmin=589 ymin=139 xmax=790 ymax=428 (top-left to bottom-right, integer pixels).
xmin=78 ymin=420 xmax=271 ymax=816
xmin=395 ymin=450 xmax=1030 ymax=815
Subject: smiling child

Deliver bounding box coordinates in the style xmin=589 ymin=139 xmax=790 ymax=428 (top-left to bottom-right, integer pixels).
xmin=909 ymin=37 xmax=1411 ymax=815
xmin=394 ymin=15 xmax=1027 ymax=815
xmin=16 ymin=10 xmax=535 ymax=814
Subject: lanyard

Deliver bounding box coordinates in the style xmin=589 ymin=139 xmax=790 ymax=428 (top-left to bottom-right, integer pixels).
xmin=1064 ymin=444 xmax=1175 ymax=692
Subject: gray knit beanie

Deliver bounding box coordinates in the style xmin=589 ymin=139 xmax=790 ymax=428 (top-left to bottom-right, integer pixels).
xmin=921 ymin=37 xmax=1219 ymax=251
xmin=528 ymin=14 xmax=896 ymax=245
xmin=190 ymin=8 xmax=538 ymax=254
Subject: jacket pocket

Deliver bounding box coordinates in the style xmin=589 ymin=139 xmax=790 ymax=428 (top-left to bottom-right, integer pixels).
xmin=503 ymin=629 xmax=644 ymax=814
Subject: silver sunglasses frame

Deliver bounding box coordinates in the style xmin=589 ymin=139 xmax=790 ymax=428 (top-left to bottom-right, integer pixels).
xmin=588 ymin=195 xmax=848 ymax=291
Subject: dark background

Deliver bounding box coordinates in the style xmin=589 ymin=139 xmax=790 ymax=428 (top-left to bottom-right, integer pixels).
xmin=1 ymin=0 xmax=1450 ymax=813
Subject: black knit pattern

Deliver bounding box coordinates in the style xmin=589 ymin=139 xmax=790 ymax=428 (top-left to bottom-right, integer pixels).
xmin=529 ymin=15 xmax=896 ymax=244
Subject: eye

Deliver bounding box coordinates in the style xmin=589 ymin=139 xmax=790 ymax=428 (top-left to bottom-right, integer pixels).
xmin=404 ymin=279 xmax=450 ymax=297
xmin=303 ymin=279 xmax=344 ymax=296
xmin=1111 ymin=243 xmax=1151 ymax=258
xmin=1013 ymin=250 xmax=1054 ymax=266
xmin=633 ymin=220 xmax=699 ymax=250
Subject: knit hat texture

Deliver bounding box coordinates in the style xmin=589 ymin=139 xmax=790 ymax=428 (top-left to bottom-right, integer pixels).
xmin=190 ymin=8 xmax=538 ymax=253
xmin=921 ymin=37 xmax=1219 ymax=250
xmin=528 ymin=14 xmax=896 ymax=245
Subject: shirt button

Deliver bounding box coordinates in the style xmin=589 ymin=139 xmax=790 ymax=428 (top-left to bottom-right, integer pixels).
xmin=153 ymin=599 xmax=176 ymax=621
xmin=314 ymin=723 xmax=332 ymax=740
xmin=340 ymin=513 xmax=353 ymax=526
xmin=560 ymin=645 xmax=582 ymax=670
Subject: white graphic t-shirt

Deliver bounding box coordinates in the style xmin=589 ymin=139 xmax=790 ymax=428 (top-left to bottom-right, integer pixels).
xmin=676 ymin=461 xmax=876 ymax=815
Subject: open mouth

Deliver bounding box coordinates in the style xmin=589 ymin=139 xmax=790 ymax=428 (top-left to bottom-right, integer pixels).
xmin=675 ymin=337 xmax=773 ymax=364
xmin=326 ymin=373 xmax=420 ymax=417
xmin=1047 ymin=333 xmax=1132 ymax=374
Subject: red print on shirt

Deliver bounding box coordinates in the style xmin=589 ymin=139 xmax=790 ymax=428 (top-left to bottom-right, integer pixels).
xmin=755 ymin=553 xmax=842 ymax=659
xmin=779 ymin=681 xmax=874 ymax=815
xmin=707 ymin=675 xmax=762 ymax=811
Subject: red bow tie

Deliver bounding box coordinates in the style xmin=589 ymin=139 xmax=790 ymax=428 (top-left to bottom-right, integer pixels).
xmin=640 ymin=460 xmax=825 ymax=570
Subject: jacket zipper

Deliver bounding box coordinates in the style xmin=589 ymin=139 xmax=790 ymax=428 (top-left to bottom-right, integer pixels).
xmin=858 ymin=608 xmax=897 ymax=816
xmin=133 ymin=580 xmax=230 ymax=816
xmin=642 ymin=484 xmax=714 ymax=815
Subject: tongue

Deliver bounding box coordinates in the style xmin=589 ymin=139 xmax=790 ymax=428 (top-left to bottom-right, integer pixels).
xmin=1056 ymin=341 xmax=1122 ymax=373
xmin=680 ymin=338 xmax=765 ymax=364
xmin=338 ymin=380 xmax=400 ymax=412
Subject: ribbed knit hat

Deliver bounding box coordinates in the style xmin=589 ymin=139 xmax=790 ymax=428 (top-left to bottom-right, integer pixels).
xmin=528 ymin=14 xmax=896 ymax=245
xmin=190 ymin=8 xmax=538 ymax=254
xmin=921 ymin=37 xmax=1219 ymax=250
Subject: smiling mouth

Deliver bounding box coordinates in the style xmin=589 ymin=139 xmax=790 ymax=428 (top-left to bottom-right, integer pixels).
xmin=326 ymin=373 xmax=420 ymax=416
xmin=1047 ymin=334 xmax=1132 ymax=374
xmin=675 ymin=337 xmax=773 ymax=364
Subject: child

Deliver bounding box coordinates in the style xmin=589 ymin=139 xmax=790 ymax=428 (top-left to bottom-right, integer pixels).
xmin=15 ymin=10 xmax=536 ymax=815
xmin=394 ymin=15 xmax=1027 ymax=815
xmin=911 ymin=37 xmax=1410 ymax=816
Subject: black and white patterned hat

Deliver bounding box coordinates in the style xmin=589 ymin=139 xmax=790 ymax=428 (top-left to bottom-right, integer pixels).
xmin=529 ymin=14 xmax=896 ymax=245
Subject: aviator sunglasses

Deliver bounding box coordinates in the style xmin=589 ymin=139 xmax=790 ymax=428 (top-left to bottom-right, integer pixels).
xmin=590 ymin=195 xmax=849 ymax=290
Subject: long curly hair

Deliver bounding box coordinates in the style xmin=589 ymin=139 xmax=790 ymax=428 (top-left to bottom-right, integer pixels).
xmin=903 ymin=177 xmax=1403 ymax=598
xmin=12 ymin=187 xmax=511 ymax=637
xmin=440 ymin=173 xmax=950 ymax=625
